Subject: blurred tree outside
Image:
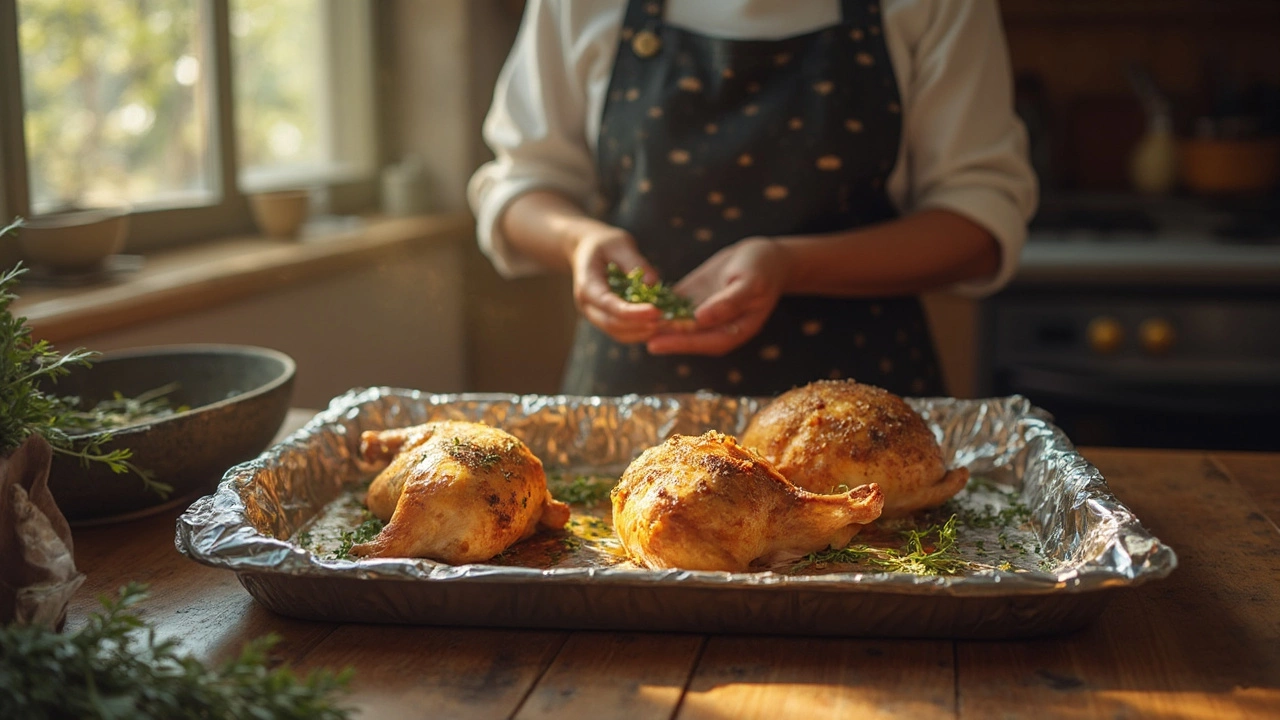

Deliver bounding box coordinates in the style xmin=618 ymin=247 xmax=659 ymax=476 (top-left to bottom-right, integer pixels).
xmin=19 ymin=0 xmax=210 ymax=212
xmin=17 ymin=0 xmax=326 ymax=214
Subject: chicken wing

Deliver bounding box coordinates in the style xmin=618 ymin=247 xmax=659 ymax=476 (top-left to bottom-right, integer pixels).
xmin=611 ymin=431 xmax=883 ymax=572
xmin=741 ymin=380 xmax=968 ymax=518
xmin=350 ymin=421 xmax=570 ymax=563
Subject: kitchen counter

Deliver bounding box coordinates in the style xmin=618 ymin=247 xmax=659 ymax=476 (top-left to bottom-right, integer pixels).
xmin=62 ymin=411 xmax=1280 ymax=718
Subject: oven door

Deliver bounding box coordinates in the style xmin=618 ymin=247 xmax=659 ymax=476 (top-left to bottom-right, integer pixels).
xmin=998 ymin=365 xmax=1280 ymax=451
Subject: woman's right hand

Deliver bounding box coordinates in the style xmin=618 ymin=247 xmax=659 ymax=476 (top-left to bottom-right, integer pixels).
xmin=568 ymin=224 xmax=664 ymax=344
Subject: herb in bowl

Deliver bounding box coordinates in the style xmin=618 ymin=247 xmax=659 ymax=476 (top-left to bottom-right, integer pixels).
xmin=59 ymin=382 xmax=189 ymax=434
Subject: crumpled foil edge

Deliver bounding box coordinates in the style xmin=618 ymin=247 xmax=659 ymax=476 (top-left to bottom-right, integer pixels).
xmin=176 ymin=388 xmax=1178 ymax=599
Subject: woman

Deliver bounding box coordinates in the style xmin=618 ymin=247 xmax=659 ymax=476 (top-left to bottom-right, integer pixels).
xmin=468 ymin=0 xmax=1037 ymax=397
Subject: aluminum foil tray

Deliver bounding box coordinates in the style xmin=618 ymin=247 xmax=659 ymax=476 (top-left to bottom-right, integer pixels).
xmin=177 ymin=388 xmax=1177 ymax=639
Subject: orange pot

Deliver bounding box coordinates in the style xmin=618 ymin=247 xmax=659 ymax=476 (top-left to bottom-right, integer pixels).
xmin=1178 ymin=137 xmax=1280 ymax=196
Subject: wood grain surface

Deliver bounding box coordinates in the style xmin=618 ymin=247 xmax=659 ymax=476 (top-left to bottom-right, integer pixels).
xmin=60 ymin=418 xmax=1280 ymax=719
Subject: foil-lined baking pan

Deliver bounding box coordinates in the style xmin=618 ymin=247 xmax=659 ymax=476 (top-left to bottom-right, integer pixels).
xmin=177 ymin=388 xmax=1177 ymax=638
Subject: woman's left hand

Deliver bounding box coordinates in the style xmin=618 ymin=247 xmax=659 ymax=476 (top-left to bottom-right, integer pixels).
xmin=646 ymin=237 xmax=791 ymax=356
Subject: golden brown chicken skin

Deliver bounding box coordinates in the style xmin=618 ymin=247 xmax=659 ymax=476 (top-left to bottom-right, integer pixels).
xmin=350 ymin=421 xmax=570 ymax=563
xmin=741 ymin=380 xmax=968 ymax=518
xmin=611 ymin=431 xmax=883 ymax=572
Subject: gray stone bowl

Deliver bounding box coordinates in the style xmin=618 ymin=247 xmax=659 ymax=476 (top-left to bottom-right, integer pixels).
xmin=46 ymin=344 xmax=296 ymax=525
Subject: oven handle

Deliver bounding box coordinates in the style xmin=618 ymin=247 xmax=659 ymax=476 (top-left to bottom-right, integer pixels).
xmin=1004 ymin=366 xmax=1280 ymax=415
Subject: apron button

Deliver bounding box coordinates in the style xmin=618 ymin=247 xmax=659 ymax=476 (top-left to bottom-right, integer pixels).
xmin=632 ymin=30 xmax=662 ymax=58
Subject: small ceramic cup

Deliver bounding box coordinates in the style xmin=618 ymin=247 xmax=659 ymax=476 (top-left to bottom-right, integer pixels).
xmin=248 ymin=190 xmax=310 ymax=238
xmin=18 ymin=206 xmax=130 ymax=273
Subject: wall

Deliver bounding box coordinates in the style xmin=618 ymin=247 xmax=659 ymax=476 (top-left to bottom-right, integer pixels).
xmin=1001 ymin=0 xmax=1280 ymax=193
xmin=381 ymin=0 xmax=578 ymax=395
xmin=58 ymin=240 xmax=467 ymax=409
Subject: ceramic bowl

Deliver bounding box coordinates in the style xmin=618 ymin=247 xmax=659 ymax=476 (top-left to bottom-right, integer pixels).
xmin=45 ymin=344 xmax=297 ymax=525
xmin=18 ymin=207 xmax=130 ymax=273
xmin=249 ymin=190 xmax=310 ymax=238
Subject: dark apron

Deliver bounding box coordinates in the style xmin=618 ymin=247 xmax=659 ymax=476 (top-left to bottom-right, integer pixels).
xmin=562 ymin=0 xmax=943 ymax=398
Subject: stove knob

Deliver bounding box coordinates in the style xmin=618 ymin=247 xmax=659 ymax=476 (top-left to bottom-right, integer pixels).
xmin=1087 ymin=316 xmax=1124 ymax=354
xmin=1139 ymin=317 xmax=1176 ymax=355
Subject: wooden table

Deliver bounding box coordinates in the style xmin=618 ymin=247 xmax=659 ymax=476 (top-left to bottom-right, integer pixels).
xmin=64 ymin=411 xmax=1280 ymax=719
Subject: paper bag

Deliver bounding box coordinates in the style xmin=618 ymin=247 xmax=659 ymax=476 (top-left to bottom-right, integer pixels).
xmin=0 ymin=433 xmax=85 ymax=628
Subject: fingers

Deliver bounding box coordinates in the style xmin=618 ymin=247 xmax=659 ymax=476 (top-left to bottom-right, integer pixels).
xmin=646 ymin=308 xmax=768 ymax=356
xmin=570 ymin=229 xmax=665 ymax=344
xmin=582 ymin=302 xmax=661 ymax=344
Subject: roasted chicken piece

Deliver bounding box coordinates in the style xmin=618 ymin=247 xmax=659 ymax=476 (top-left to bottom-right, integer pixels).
xmin=349 ymin=421 xmax=570 ymax=563
xmin=611 ymin=431 xmax=883 ymax=572
xmin=741 ymin=380 xmax=968 ymax=518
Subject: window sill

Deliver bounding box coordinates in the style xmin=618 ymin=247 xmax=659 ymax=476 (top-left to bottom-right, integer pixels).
xmin=12 ymin=212 xmax=474 ymax=344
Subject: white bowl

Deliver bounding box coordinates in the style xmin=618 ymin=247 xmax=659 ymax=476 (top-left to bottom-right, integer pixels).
xmin=19 ymin=207 xmax=129 ymax=273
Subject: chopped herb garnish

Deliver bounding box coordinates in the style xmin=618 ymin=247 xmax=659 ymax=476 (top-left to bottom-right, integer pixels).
xmin=332 ymin=517 xmax=385 ymax=560
xmin=547 ymin=472 xmax=616 ymax=505
xmin=606 ymin=263 xmax=695 ymax=320
xmin=446 ymin=436 xmax=502 ymax=468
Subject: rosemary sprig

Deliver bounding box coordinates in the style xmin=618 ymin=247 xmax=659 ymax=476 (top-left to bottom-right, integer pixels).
xmin=606 ymin=263 xmax=695 ymax=320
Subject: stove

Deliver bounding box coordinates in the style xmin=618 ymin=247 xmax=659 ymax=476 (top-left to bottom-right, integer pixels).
xmin=979 ymin=195 xmax=1280 ymax=451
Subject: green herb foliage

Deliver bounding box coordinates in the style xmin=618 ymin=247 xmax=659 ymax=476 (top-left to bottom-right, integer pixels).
xmin=59 ymin=382 xmax=189 ymax=433
xmin=793 ymin=514 xmax=967 ymax=576
xmin=606 ymin=263 xmax=695 ymax=320
xmin=0 ymin=257 xmax=170 ymax=497
xmin=332 ymin=513 xmax=385 ymax=560
xmin=547 ymin=472 xmax=616 ymax=505
xmin=0 ymin=583 xmax=352 ymax=719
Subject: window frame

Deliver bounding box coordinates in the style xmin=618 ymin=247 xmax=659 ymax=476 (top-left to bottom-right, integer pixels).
xmin=0 ymin=0 xmax=379 ymax=253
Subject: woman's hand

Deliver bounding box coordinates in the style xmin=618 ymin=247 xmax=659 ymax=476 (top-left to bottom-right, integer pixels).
xmin=646 ymin=237 xmax=792 ymax=356
xmin=569 ymin=225 xmax=666 ymax=344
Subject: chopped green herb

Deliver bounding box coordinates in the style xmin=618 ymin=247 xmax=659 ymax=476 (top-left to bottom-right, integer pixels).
xmin=332 ymin=517 xmax=385 ymax=560
xmin=295 ymin=531 xmax=313 ymax=549
xmin=447 ymin=436 xmax=502 ymax=468
xmin=547 ymin=472 xmax=616 ymax=505
xmin=606 ymin=263 xmax=695 ymax=320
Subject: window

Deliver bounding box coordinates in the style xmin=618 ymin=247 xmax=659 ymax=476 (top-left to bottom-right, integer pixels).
xmin=0 ymin=0 xmax=375 ymax=249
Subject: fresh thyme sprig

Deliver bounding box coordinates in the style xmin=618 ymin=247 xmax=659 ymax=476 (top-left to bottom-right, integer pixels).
xmin=606 ymin=263 xmax=695 ymax=320
xmin=0 ymin=583 xmax=353 ymax=718
xmin=1 ymin=257 xmax=172 ymax=496
xmin=332 ymin=512 xmax=385 ymax=560
xmin=793 ymin=514 xmax=968 ymax=576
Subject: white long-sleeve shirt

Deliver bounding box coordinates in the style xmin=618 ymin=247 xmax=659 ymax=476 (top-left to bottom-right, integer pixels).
xmin=468 ymin=0 xmax=1038 ymax=296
